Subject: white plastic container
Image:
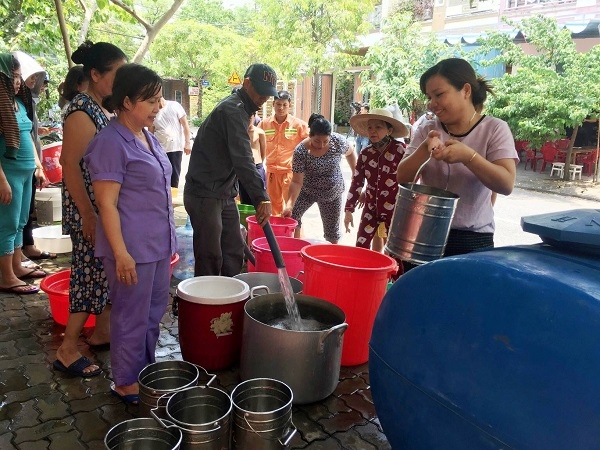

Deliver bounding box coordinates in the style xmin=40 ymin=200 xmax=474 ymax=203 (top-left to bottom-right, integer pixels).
xmin=35 ymin=187 xmax=62 ymax=224
xmin=32 ymin=225 xmax=72 ymax=254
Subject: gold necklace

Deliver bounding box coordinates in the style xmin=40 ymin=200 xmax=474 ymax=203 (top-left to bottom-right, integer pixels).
xmin=446 ymin=110 xmax=478 ymax=138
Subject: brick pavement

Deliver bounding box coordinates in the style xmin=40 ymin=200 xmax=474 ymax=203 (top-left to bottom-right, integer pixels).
xmin=0 ymin=254 xmax=391 ymax=449
xmin=2 ymin=153 xmax=598 ymax=449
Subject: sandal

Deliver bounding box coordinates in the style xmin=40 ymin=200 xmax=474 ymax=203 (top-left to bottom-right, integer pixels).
xmin=26 ymin=251 xmax=57 ymax=260
xmin=0 ymin=283 xmax=39 ymax=295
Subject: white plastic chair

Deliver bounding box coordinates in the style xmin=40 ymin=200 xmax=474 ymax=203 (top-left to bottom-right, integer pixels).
xmin=569 ymin=164 xmax=583 ymax=180
xmin=550 ymin=162 xmax=565 ymax=178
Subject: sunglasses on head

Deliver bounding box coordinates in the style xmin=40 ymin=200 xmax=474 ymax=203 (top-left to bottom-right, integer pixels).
xmin=276 ymin=90 xmax=291 ymax=100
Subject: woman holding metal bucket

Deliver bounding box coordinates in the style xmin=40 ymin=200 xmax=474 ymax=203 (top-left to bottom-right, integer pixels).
xmin=396 ymin=58 xmax=518 ymax=263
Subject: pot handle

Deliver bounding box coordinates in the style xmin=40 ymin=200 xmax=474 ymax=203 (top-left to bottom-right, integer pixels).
xmin=279 ymin=421 xmax=298 ymax=447
xmin=150 ymin=404 xmax=177 ymax=429
xmin=250 ymin=285 xmax=270 ymax=298
xmin=318 ymin=323 xmax=349 ymax=353
xmin=155 ymin=391 xmax=175 ymax=409
xmin=243 ymin=415 xmax=297 ymax=445
xmin=192 ymin=364 xmax=217 ymax=387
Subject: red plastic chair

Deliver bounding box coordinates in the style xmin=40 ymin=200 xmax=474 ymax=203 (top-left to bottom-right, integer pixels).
xmin=555 ymin=139 xmax=570 ymax=150
xmin=524 ymin=149 xmax=543 ymax=171
xmin=539 ymin=142 xmax=560 ymax=173
xmin=576 ymin=149 xmax=599 ymax=176
xmin=514 ymin=140 xmax=529 ymax=161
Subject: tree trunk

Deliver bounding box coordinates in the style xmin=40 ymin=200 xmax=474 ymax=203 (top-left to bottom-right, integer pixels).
xmin=54 ymin=0 xmax=73 ymax=68
xmin=111 ymin=0 xmax=184 ymax=63
xmin=78 ymin=0 xmax=98 ymax=46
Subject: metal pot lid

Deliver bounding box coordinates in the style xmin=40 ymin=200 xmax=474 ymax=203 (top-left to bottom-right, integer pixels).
xmin=520 ymin=209 xmax=600 ymax=255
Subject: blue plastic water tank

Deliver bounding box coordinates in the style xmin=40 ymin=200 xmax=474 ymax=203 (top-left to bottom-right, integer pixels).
xmin=173 ymin=216 xmax=195 ymax=280
xmin=370 ymin=244 xmax=600 ymax=449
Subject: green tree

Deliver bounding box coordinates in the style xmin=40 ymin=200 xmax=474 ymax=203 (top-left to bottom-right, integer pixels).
xmin=149 ymin=19 xmax=249 ymax=119
xmin=361 ymin=13 xmax=454 ymax=116
xmin=251 ymin=0 xmax=375 ymax=108
xmin=474 ymin=15 xmax=600 ymax=180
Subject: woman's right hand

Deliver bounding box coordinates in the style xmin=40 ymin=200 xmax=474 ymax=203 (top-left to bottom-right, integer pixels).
xmin=0 ymin=179 xmax=12 ymax=205
xmin=344 ymin=211 xmax=354 ymax=233
xmin=116 ymin=252 xmax=137 ymax=286
xmin=81 ymin=210 xmax=98 ymax=246
xmin=281 ymin=207 xmax=292 ymax=218
xmin=426 ymin=130 xmax=444 ymax=153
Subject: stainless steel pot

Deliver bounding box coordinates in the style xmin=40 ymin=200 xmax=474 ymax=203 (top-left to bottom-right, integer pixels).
xmin=240 ymin=294 xmax=348 ymax=404
xmin=233 ymin=272 xmax=302 ymax=297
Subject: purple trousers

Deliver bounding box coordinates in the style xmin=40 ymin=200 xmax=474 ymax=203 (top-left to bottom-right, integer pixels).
xmin=102 ymin=255 xmax=171 ymax=386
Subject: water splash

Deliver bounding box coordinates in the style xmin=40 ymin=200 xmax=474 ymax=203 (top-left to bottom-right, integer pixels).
xmin=277 ymin=267 xmax=302 ymax=330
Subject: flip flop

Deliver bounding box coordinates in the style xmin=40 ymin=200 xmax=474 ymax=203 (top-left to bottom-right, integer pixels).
xmin=21 ymin=269 xmax=47 ymax=279
xmin=27 ymin=251 xmax=57 ymax=260
xmin=110 ymin=382 xmax=139 ymax=405
xmin=21 ymin=258 xmax=41 ymax=269
xmin=53 ymin=356 xmax=102 ymax=377
xmin=0 ymin=283 xmax=39 ymax=295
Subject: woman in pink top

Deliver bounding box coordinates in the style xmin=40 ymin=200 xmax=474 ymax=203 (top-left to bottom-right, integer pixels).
xmin=397 ymin=58 xmax=519 ymax=261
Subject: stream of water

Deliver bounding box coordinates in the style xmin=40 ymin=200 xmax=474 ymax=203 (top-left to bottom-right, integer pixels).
xmin=277 ymin=266 xmax=302 ymax=330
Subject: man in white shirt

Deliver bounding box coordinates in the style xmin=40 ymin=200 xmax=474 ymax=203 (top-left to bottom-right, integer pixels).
xmin=151 ymin=98 xmax=192 ymax=188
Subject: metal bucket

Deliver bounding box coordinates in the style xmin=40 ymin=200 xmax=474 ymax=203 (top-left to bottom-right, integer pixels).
xmin=105 ymin=417 xmax=182 ymax=450
xmin=230 ymin=378 xmax=296 ymax=449
xmin=154 ymin=385 xmax=232 ymax=450
xmin=139 ymin=360 xmax=209 ymax=419
xmin=233 ymin=272 xmax=303 ymax=297
xmin=385 ymin=183 xmax=459 ymax=265
xmin=240 ymin=294 xmax=347 ymax=404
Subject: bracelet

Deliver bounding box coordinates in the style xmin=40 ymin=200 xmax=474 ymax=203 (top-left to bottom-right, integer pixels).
xmin=466 ymin=151 xmax=477 ymax=165
xmin=259 ymin=200 xmax=271 ymax=205
xmin=35 ymin=167 xmax=43 ymax=171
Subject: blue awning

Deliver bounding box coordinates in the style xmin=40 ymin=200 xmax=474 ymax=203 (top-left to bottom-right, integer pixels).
xmin=437 ymin=20 xmax=600 ymax=45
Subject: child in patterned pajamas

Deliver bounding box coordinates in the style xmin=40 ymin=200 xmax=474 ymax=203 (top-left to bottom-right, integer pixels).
xmin=344 ymin=108 xmax=408 ymax=250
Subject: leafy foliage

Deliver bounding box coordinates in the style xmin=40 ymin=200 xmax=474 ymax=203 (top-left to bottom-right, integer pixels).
xmin=361 ymin=13 xmax=455 ymax=115
xmin=251 ymin=0 xmax=375 ymax=79
xmin=473 ymin=15 xmax=600 ymax=151
xmin=148 ymin=19 xmax=249 ymax=118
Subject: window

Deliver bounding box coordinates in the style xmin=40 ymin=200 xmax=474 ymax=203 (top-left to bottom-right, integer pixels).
xmin=175 ymin=90 xmax=182 ymax=104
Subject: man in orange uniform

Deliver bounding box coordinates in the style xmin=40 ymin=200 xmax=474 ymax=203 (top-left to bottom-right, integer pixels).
xmin=259 ymin=90 xmax=309 ymax=215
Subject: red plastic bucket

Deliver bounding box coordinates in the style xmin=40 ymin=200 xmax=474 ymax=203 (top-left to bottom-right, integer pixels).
xmin=176 ymin=276 xmax=250 ymax=370
xmin=301 ymin=245 xmax=398 ymax=366
xmin=246 ymin=215 xmax=297 ymax=245
xmin=40 ymin=270 xmax=96 ymax=328
xmin=251 ymin=236 xmax=311 ymax=279
xmin=41 ymin=142 xmax=63 ymax=184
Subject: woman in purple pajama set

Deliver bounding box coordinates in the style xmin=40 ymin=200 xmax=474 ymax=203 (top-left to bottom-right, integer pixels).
xmin=84 ymin=64 xmax=176 ymax=404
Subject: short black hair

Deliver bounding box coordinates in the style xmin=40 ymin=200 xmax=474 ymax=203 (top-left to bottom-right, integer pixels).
xmin=102 ymin=63 xmax=162 ymax=112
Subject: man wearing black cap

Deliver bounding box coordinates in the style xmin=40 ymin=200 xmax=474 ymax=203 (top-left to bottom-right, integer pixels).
xmin=184 ymin=63 xmax=276 ymax=276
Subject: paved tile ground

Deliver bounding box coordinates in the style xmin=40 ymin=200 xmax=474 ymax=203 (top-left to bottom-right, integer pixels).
xmin=2 ymin=155 xmax=598 ymax=449
xmin=0 ymin=250 xmax=391 ymax=449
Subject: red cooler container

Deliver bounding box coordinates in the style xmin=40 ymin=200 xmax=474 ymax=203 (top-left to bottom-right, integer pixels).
xmin=176 ymin=276 xmax=250 ymax=370
xmin=301 ymin=244 xmax=398 ymax=366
